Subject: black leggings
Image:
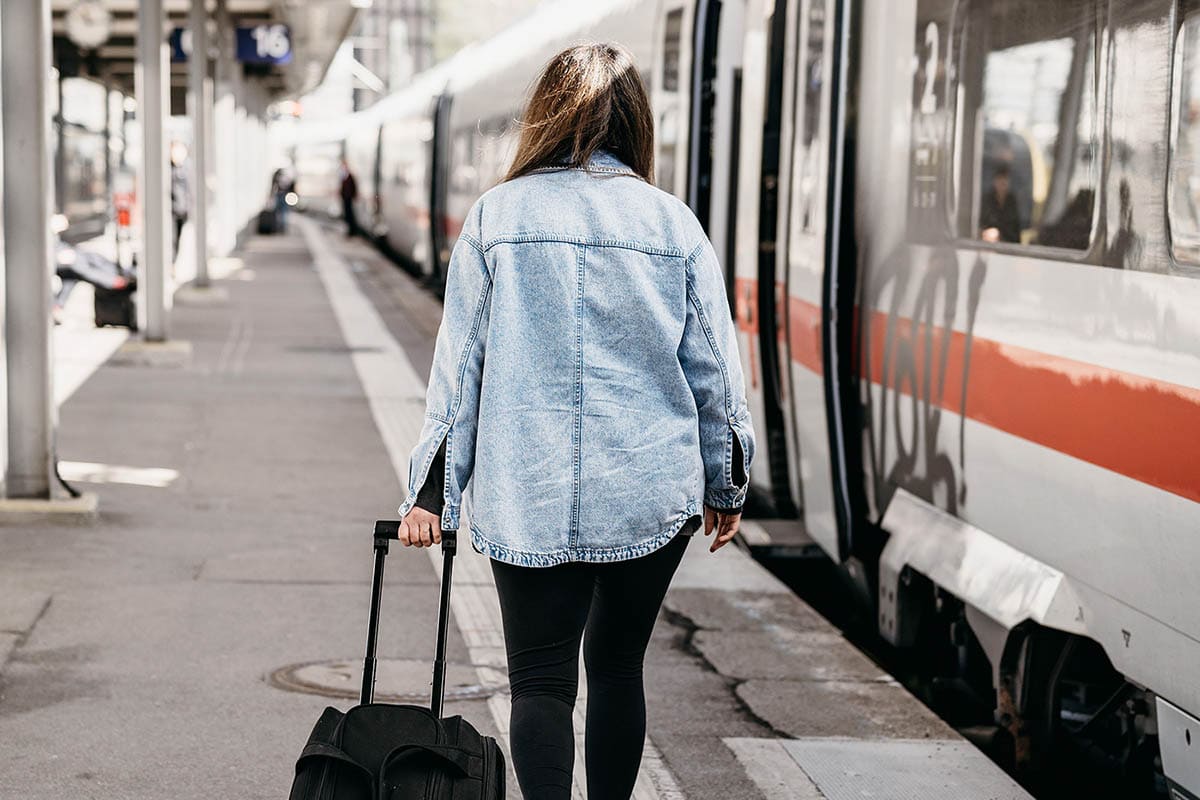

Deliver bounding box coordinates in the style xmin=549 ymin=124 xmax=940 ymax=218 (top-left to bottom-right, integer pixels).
xmin=489 ymin=533 xmax=691 ymax=800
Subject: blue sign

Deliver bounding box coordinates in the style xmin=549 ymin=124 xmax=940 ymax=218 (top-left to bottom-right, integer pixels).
xmin=236 ymin=24 xmax=292 ymax=65
xmin=168 ymin=27 xmax=189 ymax=63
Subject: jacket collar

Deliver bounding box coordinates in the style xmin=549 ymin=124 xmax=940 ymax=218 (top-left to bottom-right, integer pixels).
xmin=586 ymin=149 xmax=631 ymax=171
xmin=538 ymin=148 xmax=637 ymax=176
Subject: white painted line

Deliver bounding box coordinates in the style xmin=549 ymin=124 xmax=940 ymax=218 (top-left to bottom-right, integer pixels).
xmin=724 ymin=739 xmax=825 ymax=800
xmin=299 ymin=217 xmax=684 ymax=800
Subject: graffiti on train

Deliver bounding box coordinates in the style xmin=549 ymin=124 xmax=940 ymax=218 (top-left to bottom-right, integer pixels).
xmin=858 ymin=247 xmax=987 ymax=516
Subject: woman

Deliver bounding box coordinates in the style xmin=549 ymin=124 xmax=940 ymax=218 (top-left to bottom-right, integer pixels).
xmin=396 ymin=43 xmax=755 ymax=800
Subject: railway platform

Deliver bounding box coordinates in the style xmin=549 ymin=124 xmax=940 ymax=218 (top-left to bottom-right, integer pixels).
xmin=0 ymin=218 xmax=1033 ymax=800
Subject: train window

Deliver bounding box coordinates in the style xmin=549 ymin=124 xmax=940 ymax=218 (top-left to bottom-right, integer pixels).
xmin=662 ymin=9 xmax=683 ymax=92
xmin=658 ymin=107 xmax=678 ymax=194
xmin=656 ymin=8 xmax=685 ymax=194
xmin=1170 ymin=2 xmax=1200 ymax=263
xmin=952 ymin=0 xmax=1100 ymax=250
xmin=796 ymin=1 xmax=829 ymax=233
xmin=57 ymin=78 xmax=109 ymax=225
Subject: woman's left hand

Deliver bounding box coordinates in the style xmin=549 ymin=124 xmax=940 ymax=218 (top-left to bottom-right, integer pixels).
xmin=704 ymin=506 xmax=741 ymax=553
xmin=399 ymin=507 xmax=442 ymax=547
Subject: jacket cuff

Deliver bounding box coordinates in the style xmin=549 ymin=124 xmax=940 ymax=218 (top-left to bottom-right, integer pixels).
xmin=396 ymin=496 xmax=461 ymax=530
xmin=704 ymin=486 xmax=747 ymax=512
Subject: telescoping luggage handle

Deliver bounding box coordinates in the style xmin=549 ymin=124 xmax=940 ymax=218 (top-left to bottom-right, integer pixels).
xmin=362 ymin=520 xmax=457 ymax=717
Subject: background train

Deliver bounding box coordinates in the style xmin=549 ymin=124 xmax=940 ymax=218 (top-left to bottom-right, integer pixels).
xmin=323 ymin=0 xmax=1200 ymax=795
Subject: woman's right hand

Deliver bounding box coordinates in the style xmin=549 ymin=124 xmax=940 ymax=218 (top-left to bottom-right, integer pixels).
xmin=704 ymin=506 xmax=741 ymax=553
xmin=399 ymin=507 xmax=442 ymax=547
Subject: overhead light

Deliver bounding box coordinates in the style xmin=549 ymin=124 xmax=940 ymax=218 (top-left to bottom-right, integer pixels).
xmin=351 ymin=0 xmax=373 ymax=8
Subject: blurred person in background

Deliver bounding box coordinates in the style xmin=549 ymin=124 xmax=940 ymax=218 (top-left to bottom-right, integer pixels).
xmin=270 ymin=166 xmax=295 ymax=233
xmin=393 ymin=43 xmax=754 ymax=800
xmin=338 ymin=157 xmax=358 ymax=237
xmin=170 ymin=141 xmax=191 ymax=262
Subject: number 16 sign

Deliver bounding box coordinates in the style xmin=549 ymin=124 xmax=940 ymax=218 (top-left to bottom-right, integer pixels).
xmin=236 ymin=24 xmax=292 ymax=65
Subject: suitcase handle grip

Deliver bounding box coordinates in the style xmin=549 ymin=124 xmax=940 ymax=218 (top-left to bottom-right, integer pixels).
xmin=361 ymin=520 xmax=456 ymax=717
xmin=373 ymin=519 xmax=458 ymax=553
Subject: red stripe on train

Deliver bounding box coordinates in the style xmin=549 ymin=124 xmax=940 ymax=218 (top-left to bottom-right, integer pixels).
xmin=858 ymin=304 xmax=1200 ymax=504
xmin=743 ymin=277 xmax=1200 ymax=505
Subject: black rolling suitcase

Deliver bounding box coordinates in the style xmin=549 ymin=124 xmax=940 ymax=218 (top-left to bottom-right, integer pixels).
xmin=94 ymin=285 xmax=137 ymax=329
xmin=257 ymin=208 xmax=278 ymax=235
xmin=289 ymin=522 xmax=505 ymax=800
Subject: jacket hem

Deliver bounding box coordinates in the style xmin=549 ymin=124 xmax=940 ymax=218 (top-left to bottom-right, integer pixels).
xmin=470 ymin=509 xmax=697 ymax=567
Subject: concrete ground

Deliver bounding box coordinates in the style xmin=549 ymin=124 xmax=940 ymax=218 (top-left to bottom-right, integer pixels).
xmin=0 ymin=218 xmax=1032 ymax=800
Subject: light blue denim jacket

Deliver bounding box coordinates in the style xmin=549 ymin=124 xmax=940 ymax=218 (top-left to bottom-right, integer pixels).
xmin=397 ymin=149 xmax=755 ymax=566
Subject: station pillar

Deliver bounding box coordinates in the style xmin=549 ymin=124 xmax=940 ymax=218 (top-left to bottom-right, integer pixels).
xmin=1 ymin=0 xmax=56 ymax=499
xmin=189 ymin=0 xmax=212 ymax=288
xmin=213 ymin=0 xmax=238 ymax=257
xmin=138 ymin=0 xmax=171 ymax=341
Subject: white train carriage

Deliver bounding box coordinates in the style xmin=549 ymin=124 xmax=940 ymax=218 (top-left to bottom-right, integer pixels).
xmin=852 ymin=0 xmax=1200 ymax=792
xmin=738 ymin=0 xmax=1199 ymax=793
xmin=335 ymin=0 xmax=1200 ymax=791
xmin=372 ymin=59 xmax=464 ymax=281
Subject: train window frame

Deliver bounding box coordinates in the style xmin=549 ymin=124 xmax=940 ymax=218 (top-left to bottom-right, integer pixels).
xmin=1166 ymin=0 xmax=1200 ymax=274
xmin=942 ymin=0 xmax=1106 ymax=260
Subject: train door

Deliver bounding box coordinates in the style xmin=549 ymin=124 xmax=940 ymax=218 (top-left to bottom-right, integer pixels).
xmin=702 ymin=0 xmax=747 ymax=309
xmin=653 ymin=1 xmax=694 ymax=200
xmin=733 ymin=0 xmax=800 ymax=515
xmin=686 ymin=0 xmax=722 ymax=228
xmin=778 ymin=0 xmax=845 ymax=558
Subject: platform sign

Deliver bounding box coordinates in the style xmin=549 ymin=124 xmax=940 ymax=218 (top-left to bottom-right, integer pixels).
xmin=236 ymin=24 xmax=292 ymax=65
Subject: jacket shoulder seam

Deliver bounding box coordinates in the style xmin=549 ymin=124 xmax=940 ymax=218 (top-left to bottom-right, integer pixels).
xmin=458 ymin=232 xmax=485 ymax=254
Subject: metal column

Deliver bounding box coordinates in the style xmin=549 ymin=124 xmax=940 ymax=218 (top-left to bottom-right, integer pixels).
xmin=138 ymin=0 xmax=170 ymax=341
xmin=189 ymin=0 xmax=211 ymax=288
xmin=213 ymin=0 xmax=237 ymax=256
xmin=1 ymin=0 xmax=55 ymax=498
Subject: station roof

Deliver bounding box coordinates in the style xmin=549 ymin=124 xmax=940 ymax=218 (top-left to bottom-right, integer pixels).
xmin=50 ymin=0 xmax=359 ymax=101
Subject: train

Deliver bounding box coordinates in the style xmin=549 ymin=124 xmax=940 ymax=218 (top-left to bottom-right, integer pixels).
xmin=328 ymin=0 xmax=1200 ymax=795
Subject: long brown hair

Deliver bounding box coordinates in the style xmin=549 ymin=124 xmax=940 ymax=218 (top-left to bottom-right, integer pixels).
xmin=502 ymin=43 xmax=654 ymax=183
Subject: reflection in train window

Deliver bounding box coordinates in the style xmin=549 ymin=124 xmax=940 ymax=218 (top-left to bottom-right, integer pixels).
xmin=796 ymin=1 xmax=828 ymax=233
xmin=662 ymin=9 xmax=683 ymax=92
xmin=657 ymin=9 xmax=684 ymax=194
xmin=955 ymin=0 xmax=1099 ymax=250
xmin=1170 ymin=4 xmax=1200 ymax=263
